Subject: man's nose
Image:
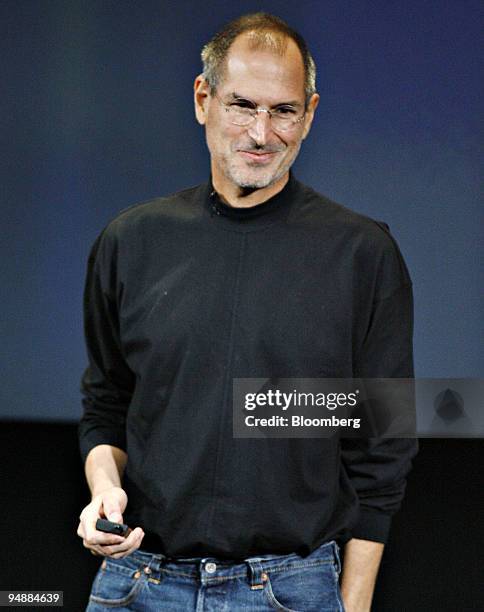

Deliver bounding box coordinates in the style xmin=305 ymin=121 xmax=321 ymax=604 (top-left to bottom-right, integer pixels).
xmin=246 ymin=109 xmax=273 ymax=145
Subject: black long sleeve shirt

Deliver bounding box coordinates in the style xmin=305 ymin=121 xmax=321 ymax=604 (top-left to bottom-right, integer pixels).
xmin=79 ymin=173 xmax=417 ymax=560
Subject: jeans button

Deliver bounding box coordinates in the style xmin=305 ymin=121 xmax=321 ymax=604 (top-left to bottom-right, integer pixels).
xmin=205 ymin=562 xmax=217 ymax=573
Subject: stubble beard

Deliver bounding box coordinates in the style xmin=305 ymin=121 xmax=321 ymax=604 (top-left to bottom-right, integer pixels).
xmin=221 ymin=142 xmax=302 ymax=191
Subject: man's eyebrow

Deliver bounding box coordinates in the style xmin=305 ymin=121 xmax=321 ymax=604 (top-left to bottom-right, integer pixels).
xmin=229 ymin=92 xmax=302 ymax=108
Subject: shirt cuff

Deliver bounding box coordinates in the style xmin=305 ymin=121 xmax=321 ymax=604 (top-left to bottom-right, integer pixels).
xmin=79 ymin=429 xmax=127 ymax=464
xmin=350 ymin=509 xmax=392 ymax=543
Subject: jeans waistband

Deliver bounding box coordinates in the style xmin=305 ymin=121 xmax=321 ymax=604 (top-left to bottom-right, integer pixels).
xmin=125 ymin=540 xmax=340 ymax=586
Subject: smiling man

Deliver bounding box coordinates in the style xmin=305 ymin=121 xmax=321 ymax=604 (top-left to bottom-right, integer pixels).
xmin=78 ymin=13 xmax=417 ymax=611
xmin=195 ymin=30 xmax=318 ymax=201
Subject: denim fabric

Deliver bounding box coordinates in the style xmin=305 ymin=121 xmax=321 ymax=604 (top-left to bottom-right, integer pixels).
xmin=86 ymin=540 xmax=344 ymax=611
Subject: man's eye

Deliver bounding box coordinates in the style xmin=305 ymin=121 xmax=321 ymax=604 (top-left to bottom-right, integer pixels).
xmin=275 ymin=107 xmax=296 ymax=115
xmin=232 ymin=101 xmax=254 ymax=109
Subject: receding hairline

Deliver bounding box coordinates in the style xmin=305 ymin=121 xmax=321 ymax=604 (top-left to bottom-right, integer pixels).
xmin=243 ymin=29 xmax=290 ymax=56
xmin=216 ymin=30 xmax=305 ymax=84
xmin=201 ymin=12 xmax=317 ymax=104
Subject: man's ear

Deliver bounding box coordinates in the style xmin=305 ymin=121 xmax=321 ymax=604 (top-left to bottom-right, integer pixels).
xmin=194 ymin=74 xmax=210 ymax=125
xmin=301 ymin=92 xmax=320 ymax=141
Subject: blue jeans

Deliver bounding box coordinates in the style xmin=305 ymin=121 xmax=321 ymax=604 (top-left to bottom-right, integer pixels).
xmin=86 ymin=540 xmax=344 ymax=611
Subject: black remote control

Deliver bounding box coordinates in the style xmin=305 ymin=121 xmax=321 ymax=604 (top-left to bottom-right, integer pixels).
xmin=95 ymin=518 xmax=130 ymax=536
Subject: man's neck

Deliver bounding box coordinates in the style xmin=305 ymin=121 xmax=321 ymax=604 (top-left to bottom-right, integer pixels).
xmin=211 ymin=171 xmax=289 ymax=208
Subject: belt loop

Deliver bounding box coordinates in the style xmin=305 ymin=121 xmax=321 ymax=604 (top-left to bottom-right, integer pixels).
xmin=246 ymin=559 xmax=268 ymax=590
xmin=149 ymin=553 xmax=167 ymax=575
xmin=332 ymin=541 xmax=342 ymax=575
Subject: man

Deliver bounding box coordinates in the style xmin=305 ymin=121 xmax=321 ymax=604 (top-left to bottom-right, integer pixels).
xmin=78 ymin=12 xmax=417 ymax=611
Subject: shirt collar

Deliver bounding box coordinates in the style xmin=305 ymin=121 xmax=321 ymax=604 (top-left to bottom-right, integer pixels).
xmin=207 ymin=171 xmax=297 ymax=222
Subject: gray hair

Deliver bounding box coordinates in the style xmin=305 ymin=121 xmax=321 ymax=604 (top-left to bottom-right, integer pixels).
xmin=201 ymin=12 xmax=317 ymax=105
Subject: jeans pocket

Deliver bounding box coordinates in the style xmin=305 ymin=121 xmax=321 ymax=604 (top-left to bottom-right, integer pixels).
xmin=89 ymin=557 xmax=146 ymax=607
xmin=263 ymin=563 xmax=342 ymax=612
xmin=264 ymin=574 xmax=301 ymax=612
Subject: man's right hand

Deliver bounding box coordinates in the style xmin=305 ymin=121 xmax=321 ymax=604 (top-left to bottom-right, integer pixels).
xmin=77 ymin=486 xmax=145 ymax=559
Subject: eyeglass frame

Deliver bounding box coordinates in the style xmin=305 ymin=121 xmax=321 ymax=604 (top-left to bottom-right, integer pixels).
xmin=212 ymin=92 xmax=307 ymax=133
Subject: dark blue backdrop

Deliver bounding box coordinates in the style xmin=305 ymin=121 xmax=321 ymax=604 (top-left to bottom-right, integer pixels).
xmin=1 ymin=0 xmax=482 ymax=421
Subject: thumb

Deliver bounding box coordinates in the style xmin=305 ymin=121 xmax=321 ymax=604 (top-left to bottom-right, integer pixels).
xmin=106 ymin=510 xmax=123 ymax=523
xmin=102 ymin=499 xmax=123 ymax=524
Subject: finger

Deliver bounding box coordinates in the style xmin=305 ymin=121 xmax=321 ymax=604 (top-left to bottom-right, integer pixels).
xmin=83 ymin=540 xmax=105 ymax=557
xmin=79 ymin=504 xmax=104 ymax=543
xmin=109 ymin=534 xmax=145 ymax=559
xmin=97 ymin=528 xmax=144 ymax=558
xmin=102 ymin=527 xmax=144 ymax=553
xmin=77 ymin=517 xmax=96 ymax=539
xmin=101 ymin=498 xmax=124 ymax=524
xmin=86 ymin=531 xmax=126 ymax=547
xmin=105 ymin=510 xmax=124 ymax=523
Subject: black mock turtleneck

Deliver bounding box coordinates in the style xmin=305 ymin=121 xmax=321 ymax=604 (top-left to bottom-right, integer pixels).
xmin=79 ymin=173 xmax=417 ymax=559
xmin=208 ymin=173 xmax=296 ymax=221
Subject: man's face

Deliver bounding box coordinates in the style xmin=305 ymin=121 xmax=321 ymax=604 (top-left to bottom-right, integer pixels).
xmin=195 ymin=34 xmax=319 ymax=193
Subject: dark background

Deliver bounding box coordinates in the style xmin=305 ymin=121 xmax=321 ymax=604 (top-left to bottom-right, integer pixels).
xmin=1 ymin=0 xmax=482 ymax=610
